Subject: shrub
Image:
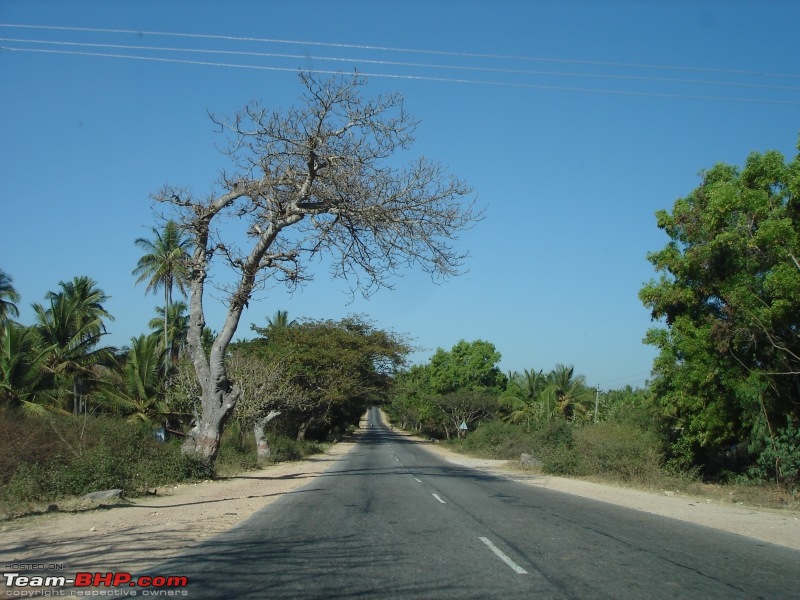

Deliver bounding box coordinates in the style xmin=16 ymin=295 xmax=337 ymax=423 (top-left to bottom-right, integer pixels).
xmin=462 ymin=420 xmax=530 ymax=459
xmin=574 ymin=422 xmax=664 ymax=483
xmin=749 ymin=416 xmax=800 ymax=488
xmin=529 ymin=421 xmax=585 ymax=476
xmin=252 ymin=434 xmax=327 ymax=465
xmin=0 ymin=411 xmax=212 ymax=512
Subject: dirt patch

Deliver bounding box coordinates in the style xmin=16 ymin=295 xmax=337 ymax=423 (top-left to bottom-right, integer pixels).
xmin=0 ymin=439 xmax=357 ymax=592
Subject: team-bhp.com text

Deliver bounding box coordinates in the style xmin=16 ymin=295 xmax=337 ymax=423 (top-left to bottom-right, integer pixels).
xmin=3 ymin=572 xmax=188 ymax=597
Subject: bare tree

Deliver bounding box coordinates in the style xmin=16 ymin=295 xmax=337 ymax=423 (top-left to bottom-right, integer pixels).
xmin=150 ymin=72 xmax=479 ymax=467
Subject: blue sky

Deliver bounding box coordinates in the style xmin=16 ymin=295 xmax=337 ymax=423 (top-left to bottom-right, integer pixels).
xmin=1 ymin=0 xmax=798 ymax=389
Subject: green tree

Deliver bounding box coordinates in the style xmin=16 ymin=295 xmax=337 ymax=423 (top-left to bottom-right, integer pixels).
xmin=149 ymin=301 xmax=189 ymax=365
xmin=390 ymin=364 xmax=440 ymax=432
xmin=640 ymin=144 xmax=800 ymax=476
xmin=251 ymin=315 xmax=411 ymax=440
xmin=104 ymin=334 xmax=168 ymax=425
xmin=0 ymin=321 xmax=57 ymax=414
xmin=0 ymin=269 xmax=21 ymax=324
xmin=505 ymin=368 xmax=548 ymax=428
xmin=133 ymin=221 xmax=192 ymax=361
xmin=427 ymin=340 xmax=506 ymax=395
xmin=33 ymin=277 xmax=115 ymax=414
xmin=545 ymin=364 xmax=592 ymax=421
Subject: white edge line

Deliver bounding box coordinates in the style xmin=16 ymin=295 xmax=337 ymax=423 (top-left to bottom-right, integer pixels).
xmin=432 ymin=493 xmax=446 ymax=504
xmin=479 ymin=537 xmax=528 ymax=574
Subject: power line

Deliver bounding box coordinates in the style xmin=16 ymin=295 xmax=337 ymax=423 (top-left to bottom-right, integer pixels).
xmin=2 ymin=22 xmax=799 ymax=81
xmin=595 ymin=371 xmax=653 ymax=387
xmin=3 ymin=45 xmax=799 ymax=106
xmin=3 ymin=36 xmax=799 ymax=94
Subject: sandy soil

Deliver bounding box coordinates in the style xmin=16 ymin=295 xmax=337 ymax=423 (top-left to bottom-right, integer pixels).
xmin=1 ymin=426 xmax=798 ymax=594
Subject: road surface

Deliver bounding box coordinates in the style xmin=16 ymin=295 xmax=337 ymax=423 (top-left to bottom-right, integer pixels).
xmin=154 ymin=408 xmax=800 ymax=599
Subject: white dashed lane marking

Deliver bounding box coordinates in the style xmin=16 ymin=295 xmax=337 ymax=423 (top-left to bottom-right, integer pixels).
xmin=479 ymin=537 xmax=528 ymax=574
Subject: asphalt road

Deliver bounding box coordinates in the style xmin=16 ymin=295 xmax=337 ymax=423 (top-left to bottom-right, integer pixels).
xmin=156 ymin=408 xmax=800 ymax=599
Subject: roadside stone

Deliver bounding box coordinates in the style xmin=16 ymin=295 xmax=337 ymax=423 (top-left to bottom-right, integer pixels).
xmin=520 ymin=453 xmax=541 ymax=469
xmin=83 ymin=489 xmax=123 ymax=502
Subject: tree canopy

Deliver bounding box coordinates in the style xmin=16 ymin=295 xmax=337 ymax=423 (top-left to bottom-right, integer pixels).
xmin=238 ymin=315 xmax=411 ymax=441
xmin=640 ymin=143 xmax=800 ymax=480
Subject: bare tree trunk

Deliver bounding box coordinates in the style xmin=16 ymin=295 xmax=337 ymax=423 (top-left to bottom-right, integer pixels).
xmin=254 ymin=410 xmax=281 ymax=459
xmin=296 ymin=418 xmax=312 ymax=441
xmin=180 ymin=233 xmax=244 ymax=467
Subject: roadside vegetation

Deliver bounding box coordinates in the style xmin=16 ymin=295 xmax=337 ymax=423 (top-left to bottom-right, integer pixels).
xmin=0 ymin=261 xmax=407 ymax=517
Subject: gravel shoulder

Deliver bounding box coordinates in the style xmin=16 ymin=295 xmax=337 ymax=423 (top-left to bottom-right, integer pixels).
xmin=2 ymin=426 xmax=798 ymax=592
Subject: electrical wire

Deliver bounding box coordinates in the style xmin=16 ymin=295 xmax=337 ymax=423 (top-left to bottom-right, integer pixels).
xmin=1 ymin=23 xmax=798 ymax=105
xmin=2 ymin=22 xmax=798 ymax=80
xmin=3 ymin=46 xmax=799 ymax=106
xmin=3 ymin=37 xmax=799 ymax=93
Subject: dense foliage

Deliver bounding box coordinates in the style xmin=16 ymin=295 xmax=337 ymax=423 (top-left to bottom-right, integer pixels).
xmin=640 ymin=145 xmax=800 ymax=483
xmin=240 ymin=314 xmax=411 ymax=442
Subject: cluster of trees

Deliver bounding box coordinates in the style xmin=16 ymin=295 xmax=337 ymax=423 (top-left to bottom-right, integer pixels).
xmin=388 ymin=339 xmax=633 ymax=441
xmin=229 ymin=313 xmax=410 ymax=455
xmin=1 ymin=259 xmax=409 ymax=456
xmin=640 ymin=144 xmax=800 ymax=483
xmin=1 ymin=272 xmax=118 ymax=417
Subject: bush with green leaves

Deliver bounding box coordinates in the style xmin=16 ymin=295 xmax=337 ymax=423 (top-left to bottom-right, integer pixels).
xmin=749 ymin=416 xmax=800 ymax=487
xmin=0 ymin=411 xmax=211 ymax=511
xmin=574 ymin=422 xmax=664 ymax=483
xmin=528 ymin=421 xmax=585 ymax=476
xmin=462 ymin=420 xmax=531 ymax=459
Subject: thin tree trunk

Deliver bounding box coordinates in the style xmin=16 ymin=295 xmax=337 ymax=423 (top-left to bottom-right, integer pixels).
xmin=297 ymin=417 xmax=313 ymax=441
xmin=254 ymin=410 xmax=281 ymax=459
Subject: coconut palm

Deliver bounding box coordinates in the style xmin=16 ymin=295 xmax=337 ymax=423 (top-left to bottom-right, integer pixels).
xmin=149 ymin=301 xmax=189 ymax=364
xmin=133 ymin=221 xmax=192 ymax=363
xmin=0 ymin=269 xmax=21 ymax=324
xmin=33 ymin=277 xmax=115 ymax=414
xmin=545 ymin=364 xmax=591 ymax=421
xmin=104 ymin=334 xmax=168 ymax=425
xmin=0 ymin=321 xmax=57 ymax=414
xmin=505 ymin=368 xmax=548 ymax=428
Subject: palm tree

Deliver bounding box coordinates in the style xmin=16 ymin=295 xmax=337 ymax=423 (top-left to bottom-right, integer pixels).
xmin=104 ymin=334 xmax=168 ymax=425
xmin=0 ymin=269 xmax=21 ymax=324
xmin=133 ymin=221 xmax=192 ymax=362
xmin=0 ymin=321 xmax=57 ymax=414
xmin=33 ymin=277 xmax=115 ymax=414
xmin=545 ymin=364 xmax=591 ymax=421
xmin=505 ymin=368 xmax=547 ymax=429
xmin=149 ymin=301 xmax=189 ymax=365
xmin=251 ymin=310 xmax=296 ymax=342
xmin=267 ymin=310 xmax=293 ymax=330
